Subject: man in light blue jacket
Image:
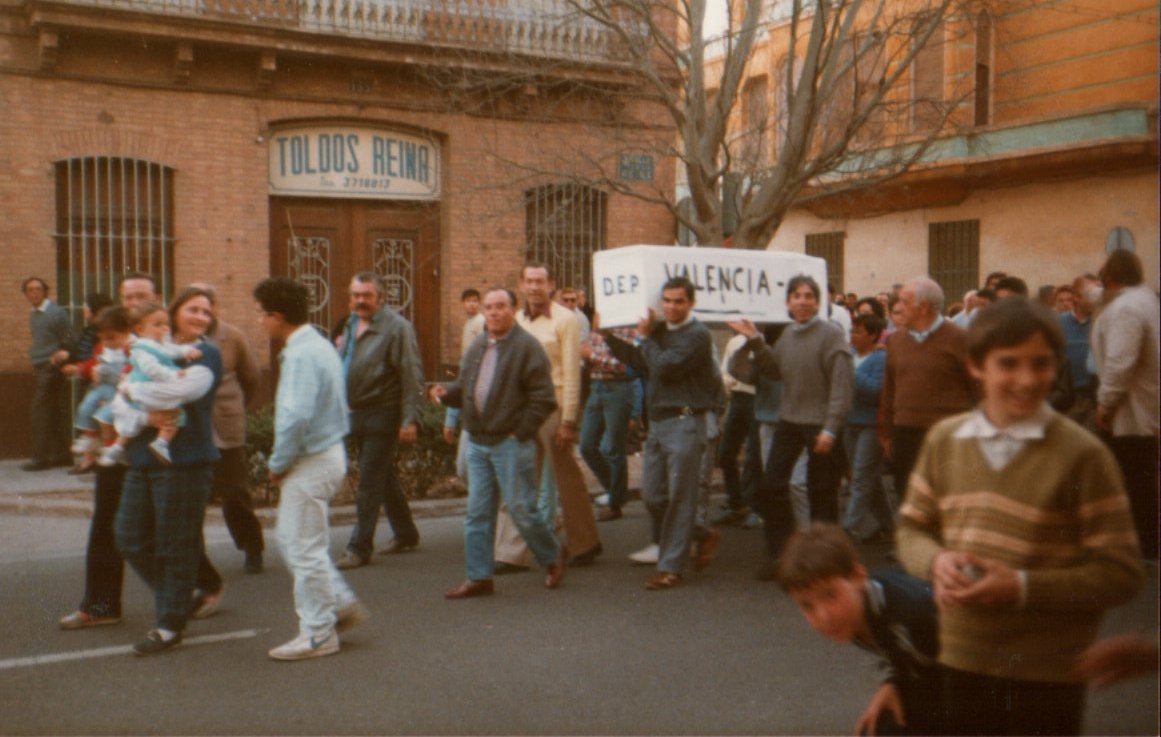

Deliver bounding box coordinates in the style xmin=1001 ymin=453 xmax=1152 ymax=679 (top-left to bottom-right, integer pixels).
xmin=255 ymin=277 xmax=369 ymax=661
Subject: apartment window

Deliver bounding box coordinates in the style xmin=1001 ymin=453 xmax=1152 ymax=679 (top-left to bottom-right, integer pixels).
xmin=54 ymin=157 xmax=176 ymax=320
xmin=1105 ymin=226 xmax=1135 ymax=253
xmin=975 ymin=11 xmax=993 ymax=127
xmin=928 ymin=220 xmax=979 ymax=303
xmin=741 ymin=75 xmax=769 ymax=166
xmin=911 ymin=18 xmax=945 ymax=131
xmin=805 ymin=231 xmax=845 ymax=293
xmin=525 ymin=183 xmax=607 ymax=294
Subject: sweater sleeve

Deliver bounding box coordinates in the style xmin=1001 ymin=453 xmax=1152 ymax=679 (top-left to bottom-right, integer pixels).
xmin=516 ymin=345 xmax=558 ymax=441
xmin=823 ymin=340 xmax=855 ymax=436
xmin=558 ymin=311 xmax=581 ymax=424
xmin=1021 ymin=445 xmax=1144 ymax=611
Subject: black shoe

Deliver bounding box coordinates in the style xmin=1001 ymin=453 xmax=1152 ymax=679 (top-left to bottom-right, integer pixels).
xmin=243 ymin=548 xmax=264 ymax=574
xmin=132 ymin=629 xmax=182 ymax=656
xmin=568 ymin=543 xmax=603 ymax=567
xmin=493 ymin=562 xmax=529 ymax=575
xmin=21 ymin=460 xmax=53 ymax=472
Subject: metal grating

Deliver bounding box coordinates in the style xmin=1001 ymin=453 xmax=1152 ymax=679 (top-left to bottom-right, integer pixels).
xmin=928 ymin=220 xmax=979 ymax=303
xmin=805 ymin=231 xmax=845 ymax=293
xmin=524 ymin=183 xmax=607 ymax=295
xmin=54 ymin=157 xmax=176 ymax=323
xmin=288 ymin=236 xmax=333 ymax=337
xmin=372 ymin=237 xmax=415 ymax=322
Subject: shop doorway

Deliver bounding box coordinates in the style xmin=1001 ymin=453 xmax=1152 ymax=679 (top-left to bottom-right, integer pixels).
xmin=269 ymin=197 xmax=441 ymax=376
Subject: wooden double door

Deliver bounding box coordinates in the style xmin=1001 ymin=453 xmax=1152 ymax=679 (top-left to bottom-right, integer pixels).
xmin=269 ymin=197 xmax=441 ymax=376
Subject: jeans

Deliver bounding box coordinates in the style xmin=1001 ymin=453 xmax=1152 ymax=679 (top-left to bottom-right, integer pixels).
xmin=75 ymin=384 xmax=117 ymax=432
xmin=214 ymin=446 xmax=264 ymax=553
xmin=842 ymin=425 xmax=895 ymax=539
xmin=465 ymin=437 xmax=560 ymax=582
xmin=641 ymin=414 xmax=707 ymax=574
xmin=579 ymin=380 xmax=634 ymax=509
xmin=756 ymin=420 xmax=841 ymax=558
xmin=717 ymin=392 xmax=760 ymax=510
xmin=347 ymin=405 xmax=418 ymax=558
xmin=115 ymin=464 xmax=215 ymax=632
xmin=276 ymin=443 xmax=357 ymax=637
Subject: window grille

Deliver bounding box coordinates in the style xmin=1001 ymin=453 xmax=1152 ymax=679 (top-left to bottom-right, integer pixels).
xmin=373 ymin=237 xmax=415 ymax=322
xmin=928 ymin=220 xmax=979 ymax=302
xmin=805 ymin=231 xmax=845 ymax=293
xmin=524 ymin=184 xmax=607 ymax=294
xmin=54 ymin=157 xmax=176 ymax=323
xmin=287 ymin=236 xmax=334 ymax=337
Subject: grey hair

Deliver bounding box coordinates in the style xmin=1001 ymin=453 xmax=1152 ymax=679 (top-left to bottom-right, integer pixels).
xmin=352 ymin=271 xmax=386 ymax=294
xmin=908 ymin=277 xmax=945 ymax=312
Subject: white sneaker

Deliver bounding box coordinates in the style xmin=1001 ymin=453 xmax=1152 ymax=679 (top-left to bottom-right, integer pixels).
xmin=97 ymin=445 xmax=125 ymax=467
xmin=629 ymin=543 xmax=660 ymax=565
xmin=71 ymin=436 xmax=98 ymax=455
xmin=268 ymin=630 xmax=339 ymax=661
xmin=149 ymin=438 xmax=172 ymax=464
xmin=593 ymin=493 xmax=610 ymax=507
xmin=335 ymin=601 xmax=370 ymax=633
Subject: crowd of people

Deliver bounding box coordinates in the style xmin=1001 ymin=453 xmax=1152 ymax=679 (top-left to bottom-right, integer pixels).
xmin=19 ymin=247 xmax=1157 ymax=731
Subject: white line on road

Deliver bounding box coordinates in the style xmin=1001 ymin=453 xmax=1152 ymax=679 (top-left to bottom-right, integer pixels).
xmin=0 ymin=628 xmax=265 ymax=671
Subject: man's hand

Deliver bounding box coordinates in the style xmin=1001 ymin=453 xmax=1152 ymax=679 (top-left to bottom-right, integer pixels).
xmin=636 ymin=309 xmax=656 ymax=338
xmin=428 ymin=385 xmax=448 ymax=403
xmin=61 ymin=364 xmax=79 ymax=377
xmin=50 ymin=349 xmax=70 ymax=367
xmin=813 ymin=432 xmax=835 ymax=455
xmin=579 ymin=342 xmax=593 ymax=360
xmin=146 ymin=410 xmax=181 ymax=430
xmin=556 ymin=422 xmax=578 ymax=450
xmin=268 ymin=470 xmax=286 ymax=487
xmin=855 ymin=683 xmax=905 ymax=736
xmin=1074 ymin=635 xmax=1160 ymax=688
xmin=399 ymin=423 xmax=418 ymax=444
xmin=442 ymin=427 xmax=456 ymax=444
xmin=931 ymin=550 xmax=1019 ymax=611
xmin=726 ymin=319 xmax=759 ymax=339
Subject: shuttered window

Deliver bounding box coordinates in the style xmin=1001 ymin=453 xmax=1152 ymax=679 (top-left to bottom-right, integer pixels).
xmin=928 ymin=220 xmax=979 ymax=302
xmin=805 ymin=231 xmax=845 ymax=293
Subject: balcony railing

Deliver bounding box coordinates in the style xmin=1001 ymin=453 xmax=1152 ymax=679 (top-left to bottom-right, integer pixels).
xmin=45 ymin=0 xmax=637 ymax=63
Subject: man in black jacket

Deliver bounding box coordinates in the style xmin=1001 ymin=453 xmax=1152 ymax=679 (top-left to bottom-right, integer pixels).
xmin=431 ymin=287 xmax=566 ymax=598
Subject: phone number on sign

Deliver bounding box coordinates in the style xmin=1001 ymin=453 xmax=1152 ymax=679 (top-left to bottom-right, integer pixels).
xmin=343 ymin=177 xmax=393 ymax=190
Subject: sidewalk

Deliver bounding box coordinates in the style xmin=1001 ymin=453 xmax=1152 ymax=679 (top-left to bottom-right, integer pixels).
xmin=0 ymin=452 xmax=658 ymax=525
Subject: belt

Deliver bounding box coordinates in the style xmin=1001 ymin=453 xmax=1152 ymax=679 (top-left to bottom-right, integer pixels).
xmin=652 ymin=406 xmax=704 ymax=421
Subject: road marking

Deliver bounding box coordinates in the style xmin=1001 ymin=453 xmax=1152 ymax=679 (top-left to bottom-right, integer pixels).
xmin=0 ymin=629 xmax=264 ymax=671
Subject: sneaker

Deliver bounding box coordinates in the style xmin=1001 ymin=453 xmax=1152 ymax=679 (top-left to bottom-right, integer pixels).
xmin=71 ymin=436 xmax=98 ymax=455
xmin=268 ymin=630 xmax=339 ymax=661
xmin=59 ymin=610 xmax=121 ymax=630
xmin=133 ymin=629 xmax=182 ymax=656
xmin=335 ymin=551 xmax=369 ymax=570
xmin=628 ymin=543 xmax=660 ymax=565
xmin=593 ymin=493 xmax=610 ymax=507
xmin=97 ymin=445 xmax=125 ymax=467
xmin=335 ymin=601 xmax=370 ymax=633
xmin=742 ymin=511 xmax=764 ymax=529
xmin=189 ymin=587 xmax=223 ymax=619
xmin=148 ymin=438 xmax=172 ymax=464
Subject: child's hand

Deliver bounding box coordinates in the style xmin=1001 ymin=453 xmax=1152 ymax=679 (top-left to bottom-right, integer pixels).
xmin=935 ymin=552 xmax=1020 ymax=610
xmin=61 ymin=364 xmax=79 ymax=377
xmin=187 ymin=348 xmax=203 ymax=361
xmin=855 ymin=682 xmax=904 ymax=736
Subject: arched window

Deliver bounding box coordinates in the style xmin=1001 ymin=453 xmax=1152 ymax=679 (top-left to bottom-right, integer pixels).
xmin=524 ymin=183 xmax=607 ymax=293
xmin=1105 ymin=226 xmax=1136 ymax=254
xmin=54 ymin=157 xmax=176 ymax=320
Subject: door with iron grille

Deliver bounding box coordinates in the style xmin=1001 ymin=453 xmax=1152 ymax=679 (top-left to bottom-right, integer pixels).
xmin=270 ymin=198 xmax=440 ymax=376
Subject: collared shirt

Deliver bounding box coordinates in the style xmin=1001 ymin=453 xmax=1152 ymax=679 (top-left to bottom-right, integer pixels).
xmin=518 ymin=301 xmax=581 ymax=423
xmin=586 ymin=328 xmax=637 ymax=381
xmin=666 ymin=313 xmax=694 ymax=330
xmin=33 ymin=298 xmax=52 ymax=313
xmin=473 ymin=329 xmax=513 ymax=410
xmin=909 ymin=315 xmax=945 ymax=343
xmin=268 ymin=324 xmax=350 ymax=474
xmin=952 ymin=403 xmax=1054 ymax=471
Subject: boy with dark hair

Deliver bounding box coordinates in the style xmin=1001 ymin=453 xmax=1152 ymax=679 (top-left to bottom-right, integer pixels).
xmin=778 ymin=523 xmax=943 ymax=736
xmin=897 ymin=298 xmax=1144 ymax=735
xmin=255 ymin=277 xmax=368 ymax=660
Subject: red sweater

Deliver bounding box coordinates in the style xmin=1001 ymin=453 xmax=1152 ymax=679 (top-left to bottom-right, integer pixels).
xmin=881 ymin=321 xmax=975 ymax=431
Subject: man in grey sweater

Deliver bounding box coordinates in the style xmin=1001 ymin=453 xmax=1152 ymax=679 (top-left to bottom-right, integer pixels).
xmin=23 ymin=276 xmax=75 ymax=471
xmin=729 ymin=275 xmax=854 ymax=577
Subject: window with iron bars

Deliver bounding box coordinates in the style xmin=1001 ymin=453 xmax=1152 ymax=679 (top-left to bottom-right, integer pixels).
xmin=54 ymin=157 xmax=176 ymax=322
xmin=524 ymin=184 xmax=607 ymax=296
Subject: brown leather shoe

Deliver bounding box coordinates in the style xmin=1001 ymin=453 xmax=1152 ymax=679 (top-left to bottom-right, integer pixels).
xmin=596 ymin=507 xmax=622 ymax=522
xmin=645 ymin=571 xmax=682 ymax=590
xmin=544 ymin=557 xmax=566 ymax=589
xmin=692 ymin=528 xmax=722 ymax=571
xmin=444 ymin=580 xmax=494 ymax=599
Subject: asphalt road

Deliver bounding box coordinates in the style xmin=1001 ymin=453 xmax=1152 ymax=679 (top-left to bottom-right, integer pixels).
xmin=0 ymin=507 xmax=1157 ymax=736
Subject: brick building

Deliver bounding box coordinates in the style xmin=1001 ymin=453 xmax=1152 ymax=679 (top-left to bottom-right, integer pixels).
xmin=715 ymin=0 xmax=1158 ymax=299
xmin=0 ymin=0 xmax=676 ymax=458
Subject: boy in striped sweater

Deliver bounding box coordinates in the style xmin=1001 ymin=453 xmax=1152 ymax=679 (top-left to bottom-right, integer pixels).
xmin=897 ymin=298 xmax=1144 ymax=736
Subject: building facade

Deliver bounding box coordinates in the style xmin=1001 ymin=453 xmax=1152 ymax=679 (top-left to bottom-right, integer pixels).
xmin=717 ymin=0 xmax=1158 ymax=299
xmin=0 ymin=0 xmax=676 ymax=457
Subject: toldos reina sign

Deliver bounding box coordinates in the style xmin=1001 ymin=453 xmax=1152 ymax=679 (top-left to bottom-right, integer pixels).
xmin=593 ymin=245 xmax=828 ymax=327
xmin=268 ymin=125 xmax=440 ymax=200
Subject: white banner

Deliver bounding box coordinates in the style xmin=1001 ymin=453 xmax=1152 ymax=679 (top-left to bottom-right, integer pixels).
xmin=268 ymin=125 xmax=440 ymax=200
xmin=593 ymin=245 xmax=828 ymax=327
